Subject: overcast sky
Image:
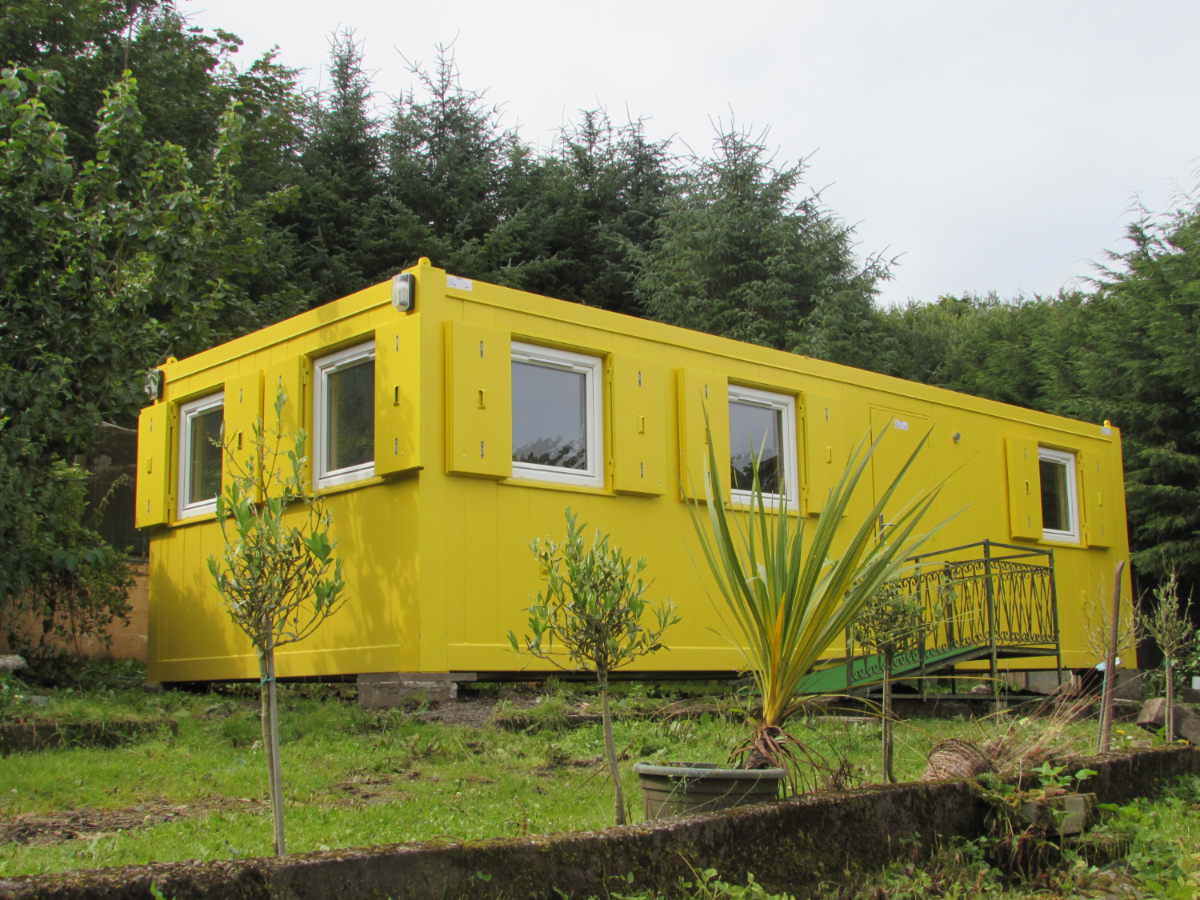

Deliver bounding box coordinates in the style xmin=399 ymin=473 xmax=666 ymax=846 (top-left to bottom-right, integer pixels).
xmin=183 ymin=0 xmax=1200 ymax=309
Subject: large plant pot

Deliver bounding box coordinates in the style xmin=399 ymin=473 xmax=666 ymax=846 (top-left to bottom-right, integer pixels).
xmin=633 ymin=762 xmax=786 ymax=820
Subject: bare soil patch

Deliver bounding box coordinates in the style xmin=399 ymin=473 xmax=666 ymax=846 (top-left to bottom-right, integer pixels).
xmin=0 ymin=797 xmax=256 ymax=847
xmin=417 ymin=696 xmax=508 ymax=728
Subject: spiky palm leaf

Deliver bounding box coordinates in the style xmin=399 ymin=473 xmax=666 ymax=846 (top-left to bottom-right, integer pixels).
xmin=690 ymin=421 xmax=943 ymax=767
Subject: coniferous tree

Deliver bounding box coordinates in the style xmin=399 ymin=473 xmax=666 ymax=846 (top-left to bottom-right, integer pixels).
xmin=873 ymin=292 xmax=1088 ymax=413
xmin=384 ymin=45 xmax=512 ymax=275
xmin=635 ymin=126 xmax=886 ymax=357
xmin=485 ymin=111 xmax=670 ymax=316
xmin=288 ymin=32 xmax=392 ymax=303
xmin=1072 ymin=194 xmax=1200 ymax=587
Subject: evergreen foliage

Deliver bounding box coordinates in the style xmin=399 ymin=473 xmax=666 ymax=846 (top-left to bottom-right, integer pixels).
xmin=485 ymin=111 xmax=671 ymax=317
xmin=874 ymin=292 xmax=1088 ymax=413
xmin=386 ymin=45 xmax=512 ymax=274
xmin=1074 ymin=198 xmax=1200 ymax=585
xmin=635 ymin=127 xmax=888 ymax=362
xmin=288 ymin=32 xmax=390 ymax=303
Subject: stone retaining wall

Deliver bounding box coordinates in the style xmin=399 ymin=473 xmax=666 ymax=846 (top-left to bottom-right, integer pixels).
xmin=2 ymin=746 xmax=1196 ymax=900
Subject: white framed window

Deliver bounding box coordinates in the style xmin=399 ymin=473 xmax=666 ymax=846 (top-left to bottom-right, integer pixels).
xmin=314 ymin=341 xmax=375 ymax=489
xmin=728 ymin=385 xmax=798 ymax=509
xmin=1039 ymin=446 xmax=1080 ymax=543
xmin=511 ymin=342 xmax=604 ymax=488
xmin=178 ymin=392 xmax=224 ymax=519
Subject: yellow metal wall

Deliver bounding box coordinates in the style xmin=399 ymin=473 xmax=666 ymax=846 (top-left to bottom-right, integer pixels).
xmin=141 ymin=260 xmax=1133 ymax=683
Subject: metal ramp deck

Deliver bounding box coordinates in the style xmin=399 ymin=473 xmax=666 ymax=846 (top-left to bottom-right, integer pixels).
xmin=798 ymin=540 xmax=1063 ymax=695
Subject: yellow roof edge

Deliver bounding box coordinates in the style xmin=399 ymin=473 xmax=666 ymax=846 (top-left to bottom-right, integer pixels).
xmin=157 ymin=266 xmax=426 ymax=380
xmin=156 ymin=259 xmax=1117 ymax=442
xmin=450 ymin=278 xmax=1118 ymax=442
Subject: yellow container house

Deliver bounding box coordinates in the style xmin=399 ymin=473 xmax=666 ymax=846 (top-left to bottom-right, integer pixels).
xmin=136 ymin=258 xmax=1132 ymax=687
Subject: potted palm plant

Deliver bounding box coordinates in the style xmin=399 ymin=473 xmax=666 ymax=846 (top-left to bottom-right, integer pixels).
xmin=635 ymin=423 xmax=941 ymax=818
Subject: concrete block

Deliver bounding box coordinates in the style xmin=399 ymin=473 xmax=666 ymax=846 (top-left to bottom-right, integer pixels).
xmin=357 ymin=672 xmax=459 ymax=708
xmin=1138 ymin=697 xmax=1166 ymax=730
xmin=1025 ymin=670 xmax=1064 ymax=695
xmin=1112 ymin=669 xmax=1145 ymax=701
xmin=1137 ymin=697 xmax=1200 ymax=742
xmin=1018 ymin=791 xmax=1096 ymax=835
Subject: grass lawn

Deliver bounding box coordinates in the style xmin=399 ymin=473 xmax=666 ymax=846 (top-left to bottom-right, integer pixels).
xmin=0 ymin=673 xmax=1121 ymax=880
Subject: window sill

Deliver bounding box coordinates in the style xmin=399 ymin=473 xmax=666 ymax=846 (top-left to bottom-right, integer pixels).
xmin=501 ymin=476 xmax=611 ymax=497
xmin=171 ymin=509 xmax=219 ymax=527
xmin=1041 ymin=531 xmax=1082 ymax=546
xmin=314 ymin=474 xmax=386 ymax=498
xmin=728 ymin=496 xmax=801 ymax=516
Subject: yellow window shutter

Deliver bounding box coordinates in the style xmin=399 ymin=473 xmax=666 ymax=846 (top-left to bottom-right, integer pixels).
xmin=612 ymin=357 xmax=666 ymax=495
xmin=375 ymin=316 xmax=422 ymax=477
xmin=803 ymin=393 xmax=851 ymax=515
xmin=221 ymin=370 xmax=263 ymax=498
xmin=676 ymin=368 xmax=728 ymax=500
xmin=1081 ymin=450 xmax=1113 ymax=548
xmin=444 ymin=320 xmax=511 ymax=478
xmin=135 ymin=403 xmax=172 ymax=527
xmin=262 ymin=358 xmax=308 ymax=494
xmin=1005 ymin=436 xmax=1041 ymax=540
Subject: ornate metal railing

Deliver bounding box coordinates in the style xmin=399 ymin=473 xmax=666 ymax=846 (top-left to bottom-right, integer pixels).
xmin=842 ymin=540 xmax=1061 ymax=687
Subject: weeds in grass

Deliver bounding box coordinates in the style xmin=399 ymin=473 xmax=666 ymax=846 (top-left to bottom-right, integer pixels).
xmin=814 ymin=775 xmax=1200 ymax=899
xmin=605 ymin=865 xmax=793 ymax=899
xmin=975 ymin=762 xmax=1097 ymax=884
xmin=0 ymin=670 xmax=26 ymax=717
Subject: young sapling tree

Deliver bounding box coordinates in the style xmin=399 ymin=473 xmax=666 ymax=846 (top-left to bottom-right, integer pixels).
xmin=1139 ymin=569 xmax=1197 ymax=741
xmin=1092 ymin=561 xmax=1132 ymax=754
xmin=509 ymin=508 xmax=678 ymax=826
xmin=852 ymin=586 xmax=927 ymax=782
xmin=208 ymin=390 xmax=346 ymax=856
